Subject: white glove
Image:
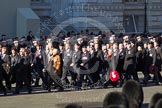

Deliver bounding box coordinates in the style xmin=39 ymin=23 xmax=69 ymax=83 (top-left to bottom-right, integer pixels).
xmin=70 ymin=63 xmax=74 ymax=66
xmin=31 ymin=64 xmax=34 ymax=67
xmin=42 ymin=68 xmax=46 ymax=72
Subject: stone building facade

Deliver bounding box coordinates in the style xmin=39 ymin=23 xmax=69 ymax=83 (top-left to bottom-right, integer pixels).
xmin=31 ymin=0 xmax=162 ymax=34
xmin=0 ymin=0 xmax=31 ymax=37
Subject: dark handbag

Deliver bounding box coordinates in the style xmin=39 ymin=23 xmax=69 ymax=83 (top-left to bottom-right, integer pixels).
xmin=149 ymin=65 xmax=158 ymax=74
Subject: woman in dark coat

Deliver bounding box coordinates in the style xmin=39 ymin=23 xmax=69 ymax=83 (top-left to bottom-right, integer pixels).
xmin=10 ymin=47 xmax=20 ymax=83
xmin=14 ymin=48 xmax=32 ymax=94
xmin=0 ymin=56 xmax=7 ymax=95
xmin=124 ymin=42 xmax=139 ymax=82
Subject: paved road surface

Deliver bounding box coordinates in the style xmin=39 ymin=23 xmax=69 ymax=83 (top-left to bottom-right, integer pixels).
xmin=0 ymin=84 xmax=162 ymax=108
xmin=0 ymin=72 xmax=162 ymax=108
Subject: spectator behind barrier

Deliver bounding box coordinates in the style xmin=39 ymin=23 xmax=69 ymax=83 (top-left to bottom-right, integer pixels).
xmin=103 ymin=91 xmax=129 ymax=108
xmin=149 ymin=93 xmax=162 ymax=108
xmin=122 ymin=80 xmax=143 ymax=108
xmin=155 ymin=98 xmax=162 ymax=108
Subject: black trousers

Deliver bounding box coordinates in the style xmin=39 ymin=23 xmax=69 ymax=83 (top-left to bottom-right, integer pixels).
xmin=15 ymin=78 xmax=31 ymax=92
xmin=10 ymin=66 xmax=17 ymax=83
xmin=143 ymin=64 xmax=161 ymax=83
xmin=0 ymin=81 xmax=6 ymax=93
xmin=46 ymin=78 xmax=63 ymax=90
xmin=77 ymin=74 xmax=94 ymax=88
xmin=2 ymin=71 xmax=11 ymax=90
xmin=15 ymin=72 xmax=31 ymax=92
xmin=35 ymin=67 xmax=47 ymax=86
xmin=125 ymin=65 xmax=139 ymax=81
xmin=61 ymin=66 xmax=77 ymax=83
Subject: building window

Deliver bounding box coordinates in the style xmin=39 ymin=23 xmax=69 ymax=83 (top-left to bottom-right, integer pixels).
xmin=124 ymin=0 xmax=138 ymax=2
xmin=124 ymin=15 xmax=144 ymax=33
xmin=124 ymin=0 xmax=145 ymax=3
xmin=31 ymin=0 xmax=42 ymax=3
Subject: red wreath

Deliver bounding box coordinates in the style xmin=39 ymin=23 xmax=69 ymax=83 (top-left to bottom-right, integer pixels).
xmin=109 ymin=70 xmax=119 ymax=82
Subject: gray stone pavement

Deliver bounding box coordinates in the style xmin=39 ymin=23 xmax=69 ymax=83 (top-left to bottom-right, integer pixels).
xmin=0 ymin=72 xmax=162 ymax=108
xmin=0 ymin=85 xmax=162 ymax=108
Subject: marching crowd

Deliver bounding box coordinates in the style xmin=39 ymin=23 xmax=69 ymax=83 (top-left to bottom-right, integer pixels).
xmin=0 ymin=30 xmax=162 ymax=96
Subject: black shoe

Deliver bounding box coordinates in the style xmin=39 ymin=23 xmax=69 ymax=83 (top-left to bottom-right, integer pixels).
xmin=74 ymin=87 xmax=81 ymax=91
xmin=70 ymin=80 xmax=76 ymax=86
xmin=31 ymin=80 xmax=35 ymax=84
xmin=47 ymin=88 xmax=51 ymax=92
xmin=28 ymin=91 xmax=32 ymax=94
xmin=156 ymin=82 xmax=162 ymax=85
xmin=148 ymin=75 xmax=151 ymax=80
xmin=3 ymin=88 xmax=7 ymax=96
xmin=34 ymin=83 xmax=39 ymax=87
xmin=112 ymin=83 xmax=117 ymax=88
xmin=56 ymin=87 xmax=64 ymax=92
xmin=28 ymin=89 xmax=32 ymax=94
xmin=13 ymin=90 xmax=19 ymax=94
xmin=143 ymin=80 xmax=148 ymax=86
xmin=103 ymin=82 xmax=108 ymax=88
xmin=61 ymin=80 xmax=67 ymax=85
xmin=7 ymin=87 xmax=11 ymax=91
xmin=119 ymin=81 xmax=123 ymax=87
xmin=42 ymin=83 xmax=47 ymax=89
